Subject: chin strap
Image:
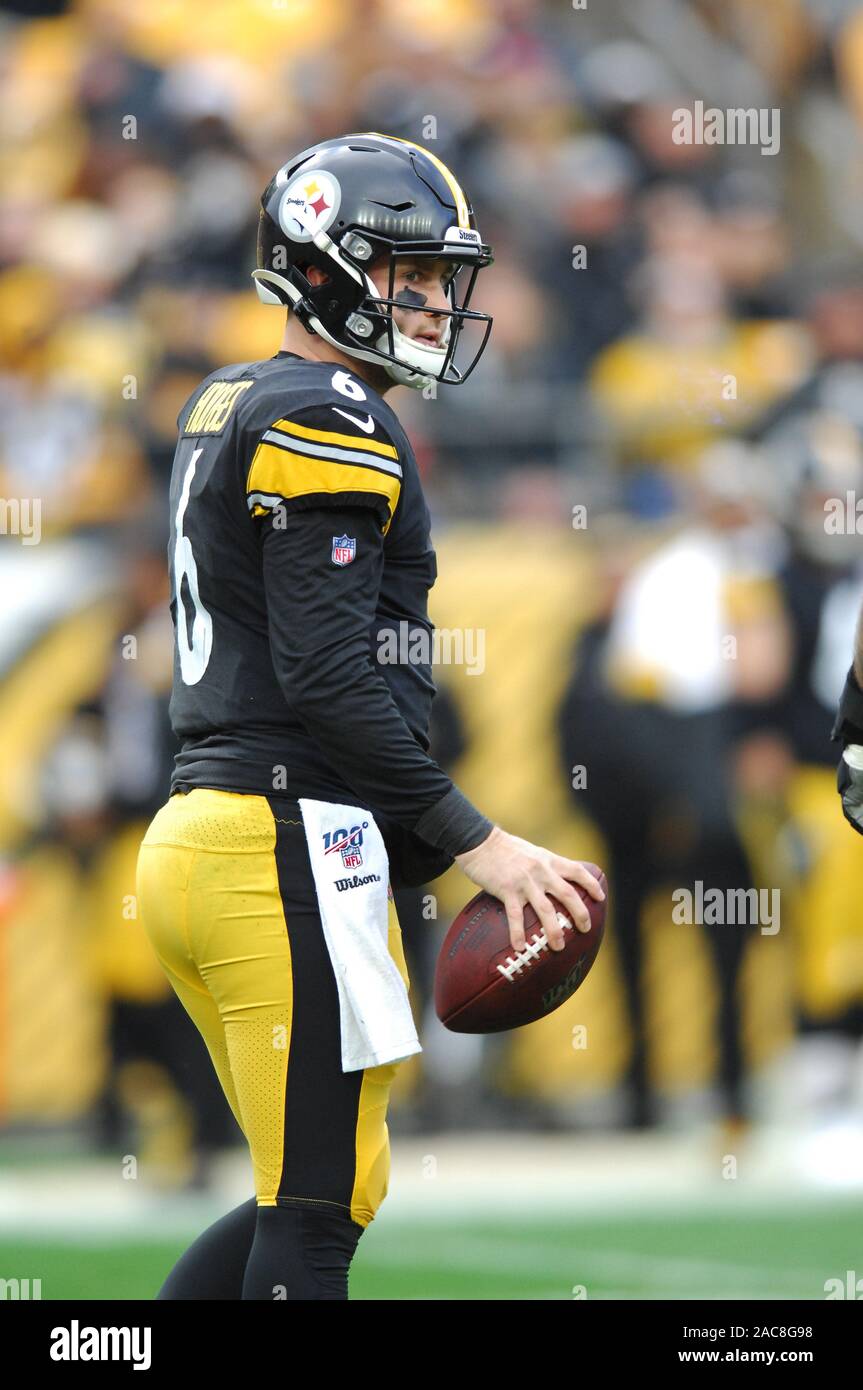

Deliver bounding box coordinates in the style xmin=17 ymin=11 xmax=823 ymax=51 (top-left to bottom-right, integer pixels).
xmin=251 ymin=266 xmax=458 ymax=388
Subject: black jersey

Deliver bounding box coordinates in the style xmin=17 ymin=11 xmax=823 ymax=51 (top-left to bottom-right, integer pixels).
xmin=166 ymin=350 xmax=492 ymax=883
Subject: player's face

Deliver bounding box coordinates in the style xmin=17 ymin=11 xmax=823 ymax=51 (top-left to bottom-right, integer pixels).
xmin=368 ymin=257 xmax=454 ymax=346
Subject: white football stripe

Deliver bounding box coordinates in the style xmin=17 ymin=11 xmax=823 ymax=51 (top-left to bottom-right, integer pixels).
xmin=263 ymin=428 xmax=403 ymax=477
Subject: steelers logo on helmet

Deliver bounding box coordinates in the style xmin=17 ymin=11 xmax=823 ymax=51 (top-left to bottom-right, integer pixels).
xmin=277 ymin=171 xmax=342 ymax=243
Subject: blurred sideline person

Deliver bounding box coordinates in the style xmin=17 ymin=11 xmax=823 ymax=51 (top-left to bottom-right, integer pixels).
xmin=746 ymin=294 xmax=863 ymax=1109
xmin=767 ymin=424 xmax=863 ymax=1050
xmin=559 ymin=444 xmax=790 ymax=1129
xmin=827 ymin=477 xmax=863 ymax=1063
xmin=813 ymin=562 xmax=863 ymax=1114
xmin=135 ymin=134 xmax=604 ymax=1301
xmin=835 ymin=605 xmax=863 ymax=834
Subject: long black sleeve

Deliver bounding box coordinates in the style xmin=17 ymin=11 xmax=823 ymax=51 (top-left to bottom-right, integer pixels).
xmin=260 ymin=502 xmax=493 ymax=859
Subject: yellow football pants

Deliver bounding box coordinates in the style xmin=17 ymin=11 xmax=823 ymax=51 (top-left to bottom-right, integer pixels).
xmin=136 ymin=788 xmax=410 ymax=1227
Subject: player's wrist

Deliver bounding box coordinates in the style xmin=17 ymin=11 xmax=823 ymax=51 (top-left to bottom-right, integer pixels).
xmin=413 ymin=786 xmax=494 ymax=858
xmin=454 ymin=823 xmax=501 ymax=863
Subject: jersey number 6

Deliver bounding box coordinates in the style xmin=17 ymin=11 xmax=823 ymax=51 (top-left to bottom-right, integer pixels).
xmin=173 ymin=445 xmax=214 ymax=685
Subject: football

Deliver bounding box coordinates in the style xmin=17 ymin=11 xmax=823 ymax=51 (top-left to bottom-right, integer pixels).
xmin=434 ymin=866 xmax=607 ymax=1033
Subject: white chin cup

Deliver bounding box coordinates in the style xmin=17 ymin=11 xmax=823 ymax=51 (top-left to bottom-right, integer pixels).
xmin=843 ymin=743 xmax=863 ymax=772
xmin=377 ymin=319 xmax=450 ymax=389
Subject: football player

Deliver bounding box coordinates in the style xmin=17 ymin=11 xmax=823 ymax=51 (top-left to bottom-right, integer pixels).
xmin=834 ymin=603 xmax=863 ymax=833
xmin=136 ymin=133 xmax=605 ymax=1301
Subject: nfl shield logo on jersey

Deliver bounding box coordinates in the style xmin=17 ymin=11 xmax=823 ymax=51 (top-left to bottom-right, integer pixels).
xmin=331 ymin=534 xmax=356 ymax=566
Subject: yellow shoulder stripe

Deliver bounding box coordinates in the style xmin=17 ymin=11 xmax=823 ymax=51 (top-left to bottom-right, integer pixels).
xmin=247 ymin=443 xmax=401 ymax=519
xmin=273 ymin=417 xmax=399 ymax=460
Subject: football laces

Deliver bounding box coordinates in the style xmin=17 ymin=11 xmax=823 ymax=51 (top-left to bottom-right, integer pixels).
xmin=496 ymin=911 xmax=574 ymax=982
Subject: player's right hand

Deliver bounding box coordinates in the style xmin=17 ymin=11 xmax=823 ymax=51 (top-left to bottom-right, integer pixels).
xmin=453 ymin=826 xmax=605 ymax=954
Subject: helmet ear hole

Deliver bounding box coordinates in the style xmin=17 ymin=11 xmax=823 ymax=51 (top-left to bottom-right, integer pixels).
xmin=303 ymin=264 xmax=332 ymax=288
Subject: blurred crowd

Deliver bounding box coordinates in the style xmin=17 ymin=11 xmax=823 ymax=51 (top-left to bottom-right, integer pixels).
xmin=3 ymin=0 xmax=863 ymax=1188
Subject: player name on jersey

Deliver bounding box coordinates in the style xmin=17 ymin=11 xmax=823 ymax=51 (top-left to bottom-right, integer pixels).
xmin=185 ymin=380 xmax=254 ymax=435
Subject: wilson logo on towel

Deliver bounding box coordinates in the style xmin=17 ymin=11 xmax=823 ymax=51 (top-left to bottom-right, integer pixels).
xmin=334 ymin=872 xmax=381 ymax=893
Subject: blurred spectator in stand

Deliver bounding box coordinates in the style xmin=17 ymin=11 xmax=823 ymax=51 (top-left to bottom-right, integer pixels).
xmin=752 ymin=260 xmax=863 ymax=443
xmin=532 ymin=134 xmax=641 ymax=383
xmin=590 ymin=218 xmax=809 ymax=472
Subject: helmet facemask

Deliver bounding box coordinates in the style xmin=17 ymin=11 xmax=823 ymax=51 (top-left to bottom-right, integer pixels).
xmin=340 ymin=237 xmax=493 ymax=388
xmin=254 ymin=218 xmax=493 ymax=389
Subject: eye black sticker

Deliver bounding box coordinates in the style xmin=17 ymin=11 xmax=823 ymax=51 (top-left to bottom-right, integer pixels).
xmin=393 ymin=287 xmax=428 ymax=308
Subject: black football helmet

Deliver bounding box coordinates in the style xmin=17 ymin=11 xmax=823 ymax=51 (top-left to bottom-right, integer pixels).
xmin=253 ymin=132 xmax=494 ymax=389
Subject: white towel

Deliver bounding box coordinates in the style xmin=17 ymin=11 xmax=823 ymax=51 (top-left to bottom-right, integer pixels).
xmin=298 ymin=797 xmax=423 ymax=1073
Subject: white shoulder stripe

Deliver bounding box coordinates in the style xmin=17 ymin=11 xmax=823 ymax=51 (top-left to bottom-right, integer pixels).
xmin=262 ymin=429 xmax=403 ymax=478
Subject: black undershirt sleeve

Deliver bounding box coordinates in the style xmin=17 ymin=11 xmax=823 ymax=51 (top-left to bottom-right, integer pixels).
xmin=260 ymin=502 xmax=493 ymax=863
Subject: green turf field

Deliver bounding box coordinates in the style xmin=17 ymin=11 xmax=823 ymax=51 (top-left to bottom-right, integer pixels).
xmin=2 ymin=1202 xmax=861 ymax=1300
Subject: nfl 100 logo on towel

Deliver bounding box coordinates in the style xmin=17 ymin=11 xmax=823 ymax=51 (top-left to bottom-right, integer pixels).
xmin=322 ymin=824 xmax=366 ymax=870
xmin=320 ymin=820 xmax=382 ymax=893
xmin=340 ymin=836 xmax=363 ymax=870
xmin=298 ymin=796 xmax=422 ymax=1071
xmin=331 ymin=534 xmax=356 ymax=565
